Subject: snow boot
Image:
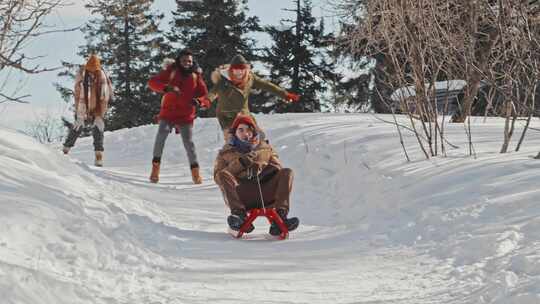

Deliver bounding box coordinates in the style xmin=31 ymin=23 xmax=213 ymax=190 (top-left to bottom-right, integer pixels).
xmin=149 ymin=161 xmax=160 ymax=183
xmin=269 ymin=209 xmax=299 ymax=236
xmin=191 ymin=164 xmax=202 ymax=184
xmin=94 ymin=151 xmax=103 ymax=167
xmin=227 ymin=209 xmax=254 ymax=233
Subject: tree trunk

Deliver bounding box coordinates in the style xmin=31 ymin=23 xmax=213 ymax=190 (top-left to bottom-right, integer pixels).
xmin=123 ymin=1 xmax=132 ymax=127
xmin=452 ymin=17 xmax=499 ymax=123
xmin=500 ymin=100 xmax=513 ymax=153
xmin=289 ymin=0 xmax=302 ymax=112
xmin=371 ymin=55 xmax=392 ymax=113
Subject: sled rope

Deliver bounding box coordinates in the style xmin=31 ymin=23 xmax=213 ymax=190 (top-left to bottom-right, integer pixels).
xmin=255 ymin=171 xmax=266 ymax=209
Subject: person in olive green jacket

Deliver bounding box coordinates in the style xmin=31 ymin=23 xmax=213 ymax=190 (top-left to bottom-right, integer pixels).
xmin=208 ymin=54 xmax=300 ymax=141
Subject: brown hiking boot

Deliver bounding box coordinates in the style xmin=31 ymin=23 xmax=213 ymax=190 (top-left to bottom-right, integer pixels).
xmin=150 ymin=161 xmax=160 ymax=183
xmin=191 ymin=165 xmax=202 ymax=184
xmin=95 ymin=151 xmax=103 ymax=167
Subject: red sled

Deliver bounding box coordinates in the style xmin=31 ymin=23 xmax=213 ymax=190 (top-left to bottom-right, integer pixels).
xmin=232 ymin=208 xmax=289 ymax=240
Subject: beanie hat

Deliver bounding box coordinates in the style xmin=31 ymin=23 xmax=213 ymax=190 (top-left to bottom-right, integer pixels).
xmin=85 ymin=54 xmax=101 ymax=72
xmin=230 ymin=113 xmax=257 ymax=134
xmin=229 ymin=54 xmax=250 ymax=69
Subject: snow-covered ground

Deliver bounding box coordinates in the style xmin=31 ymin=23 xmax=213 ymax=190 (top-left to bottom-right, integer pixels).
xmin=1 ymin=113 xmax=540 ymax=304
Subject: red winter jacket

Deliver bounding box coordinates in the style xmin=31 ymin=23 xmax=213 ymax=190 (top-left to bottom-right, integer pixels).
xmin=148 ymin=66 xmax=208 ymax=125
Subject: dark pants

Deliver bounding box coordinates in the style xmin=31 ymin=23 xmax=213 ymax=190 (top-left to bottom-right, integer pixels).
xmin=63 ymin=125 xmax=104 ymax=151
xmin=217 ymin=168 xmax=294 ymax=212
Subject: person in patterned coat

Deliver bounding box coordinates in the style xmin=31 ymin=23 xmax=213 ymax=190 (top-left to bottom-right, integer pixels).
xmin=62 ymin=54 xmax=113 ymax=167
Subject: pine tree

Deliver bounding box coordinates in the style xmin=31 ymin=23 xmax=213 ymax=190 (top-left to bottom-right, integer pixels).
xmin=262 ymin=0 xmax=338 ymax=113
xmin=168 ymin=0 xmax=260 ymax=82
xmin=57 ymin=0 xmax=166 ymax=130
xmin=335 ymin=1 xmax=393 ymax=113
xmin=327 ymin=55 xmax=372 ymax=112
xmin=333 ymin=21 xmax=373 ymax=112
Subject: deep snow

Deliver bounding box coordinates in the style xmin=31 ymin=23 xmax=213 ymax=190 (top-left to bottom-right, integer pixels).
xmin=1 ymin=113 xmax=540 ymax=304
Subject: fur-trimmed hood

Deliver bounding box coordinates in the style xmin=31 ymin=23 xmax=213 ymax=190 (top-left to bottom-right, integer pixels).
xmin=161 ymin=58 xmax=176 ymax=70
xmin=211 ymin=64 xmax=255 ymax=85
xmin=211 ymin=64 xmax=232 ymax=84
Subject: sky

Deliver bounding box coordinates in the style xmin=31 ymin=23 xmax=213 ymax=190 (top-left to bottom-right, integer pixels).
xmin=0 ymin=0 xmax=333 ymax=131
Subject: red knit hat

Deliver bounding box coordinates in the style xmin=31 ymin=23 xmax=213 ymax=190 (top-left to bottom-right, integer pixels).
xmin=230 ymin=113 xmax=257 ymax=133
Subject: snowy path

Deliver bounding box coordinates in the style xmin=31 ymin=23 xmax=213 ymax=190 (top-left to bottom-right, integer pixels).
xmin=2 ymin=113 xmax=540 ymax=303
xmin=81 ymin=165 xmax=463 ymax=304
xmin=64 ymin=115 xmax=467 ymax=304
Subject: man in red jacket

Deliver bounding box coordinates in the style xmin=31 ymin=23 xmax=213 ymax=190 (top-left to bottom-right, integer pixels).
xmin=148 ymin=49 xmax=210 ymax=184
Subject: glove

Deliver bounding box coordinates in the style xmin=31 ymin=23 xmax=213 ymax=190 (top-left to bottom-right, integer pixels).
xmin=251 ymin=161 xmax=263 ymax=174
xmin=153 ymin=114 xmax=160 ymax=124
xmin=163 ymin=85 xmax=174 ymax=93
xmin=239 ymin=151 xmax=257 ymax=168
xmin=248 ymin=134 xmax=260 ymax=145
xmin=285 ymin=92 xmax=300 ymax=102
xmin=245 ymin=161 xmax=264 ymax=179
xmin=196 ymin=97 xmax=211 ymax=109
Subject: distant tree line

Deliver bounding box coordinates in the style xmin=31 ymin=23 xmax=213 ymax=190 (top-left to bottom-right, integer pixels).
xmin=56 ymin=0 xmax=365 ymax=131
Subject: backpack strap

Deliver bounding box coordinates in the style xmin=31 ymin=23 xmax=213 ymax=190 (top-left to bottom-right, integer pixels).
xmin=192 ymin=72 xmax=199 ymax=89
xmin=168 ymin=69 xmax=176 ymax=85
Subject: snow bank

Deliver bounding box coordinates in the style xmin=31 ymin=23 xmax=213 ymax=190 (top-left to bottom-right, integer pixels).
xmin=2 ymin=113 xmax=540 ymax=303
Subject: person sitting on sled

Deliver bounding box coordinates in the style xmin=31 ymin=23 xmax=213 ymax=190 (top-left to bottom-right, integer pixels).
xmin=213 ymin=113 xmax=299 ymax=235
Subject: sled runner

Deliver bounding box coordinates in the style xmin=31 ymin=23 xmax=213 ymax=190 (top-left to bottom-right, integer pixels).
xmin=231 ymin=208 xmax=289 ymax=240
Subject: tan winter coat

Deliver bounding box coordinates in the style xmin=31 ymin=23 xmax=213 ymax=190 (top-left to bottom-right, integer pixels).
xmin=214 ymin=140 xmax=282 ymax=185
xmin=74 ymin=67 xmax=113 ymax=118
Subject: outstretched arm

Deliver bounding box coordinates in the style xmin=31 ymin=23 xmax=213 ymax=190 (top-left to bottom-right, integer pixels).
xmin=252 ymin=74 xmax=300 ymax=103
xmin=252 ymin=74 xmax=287 ymax=99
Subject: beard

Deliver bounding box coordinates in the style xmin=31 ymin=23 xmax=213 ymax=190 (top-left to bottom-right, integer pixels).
xmin=178 ymin=64 xmax=194 ymax=76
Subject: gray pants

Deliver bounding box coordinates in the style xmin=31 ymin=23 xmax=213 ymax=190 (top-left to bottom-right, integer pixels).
xmin=153 ymin=120 xmax=198 ymax=166
xmin=63 ymin=120 xmax=104 ymax=151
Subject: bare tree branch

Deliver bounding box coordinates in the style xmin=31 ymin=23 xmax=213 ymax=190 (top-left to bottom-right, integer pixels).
xmin=0 ymin=92 xmax=30 ymax=103
xmin=0 ymin=0 xmax=75 ymax=102
xmin=338 ymin=0 xmax=540 ymax=157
